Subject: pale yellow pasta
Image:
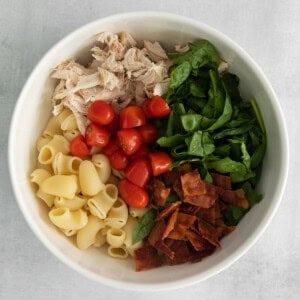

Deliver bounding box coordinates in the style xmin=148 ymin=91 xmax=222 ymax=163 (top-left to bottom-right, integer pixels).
xmin=106 ymin=228 xmax=125 ymax=247
xmin=41 ymin=174 xmax=78 ymax=199
xmin=123 ymin=216 xmax=143 ymax=256
xmin=36 ymin=162 xmax=53 ymax=174
xmin=60 ymin=228 xmax=77 ymax=237
xmin=76 ymin=215 xmax=106 ymax=250
xmin=104 ymin=198 xmax=128 ymax=229
xmin=108 ymin=245 xmax=128 ymax=259
xmin=61 ymin=113 xmax=78 ymax=131
xmin=100 ymin=226 xmax=110 ymax=236
xmin=56 ymin=108 xmax=72 ymax=124
xmin=30 ymin=169 xmax=52 ymax=187
xmin=129 ymin=207 xmax=149 ymax=218
xmin=42 ymin=116 xmax=62 ymax=138
xmin=111 ymin=169 xmax=124 ymax=179
xmin=63 ymin=129 xmax=80 ymax=142
xmin=79 ymin=160 xmax=104 ymax=196
xmin=93 ymin=232 xmax=107 ymax=248
xmin=52 ymin=152 xmax=82 ymax=175
xmin=54 ymin=195 xmax=87 ymax=210
xmin=92 ymin=154 xmax=111 ymax=183
xmin=36 ymin=188 xmax=55 ymax=207
xmin=87 ymin=184 xmax=118 ymax=219
xmin=49 ymin=207 xmax=87 ymax=230
xmin=38 ymin=135 xmax=69 ymax=164
xmin=36 ymin=137 xmax=52 ymax=152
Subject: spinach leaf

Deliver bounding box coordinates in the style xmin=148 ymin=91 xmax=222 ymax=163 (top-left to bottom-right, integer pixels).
xmin=181 ymin=114 xmax=214 ymax=131
xmin=132 ymin=209 xmax=157 ymax=245
xmin=222 ymin=73 xmax=243 ymax=104
xmin=224 ymin=205 xmax=246 ymax=226
xmin=189 ymin=80 xmax=206 ymax=98
xmin=164 ymin=192 xmax=179 ymax=207
xmin=212 ymin=120 xmax=254 ymax=139
xmin=157 ymin=134 xmax=187 ymax=147
xmin=242 ymin=182 xmax=263 ymax=207
xmin=170 ymin=61 xmax=192 ymax=89
xmin=185 ymin=131 xmax=215 ymax=156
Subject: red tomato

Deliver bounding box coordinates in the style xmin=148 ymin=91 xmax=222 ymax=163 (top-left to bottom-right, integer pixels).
xmin=118 ymin=178 xmax=149 ymax=208
xmin=85 ymin=123 xmax=110 ymax=148
xmin=119 ymin=106 xmax=146 ymax=129
xmin=125 ymin=158 xmax=151 ymax=187
xmin=142 ymin=96 xmax=171 ymax=118
xmin=88 ymin=100 xmax=115 ymax=125
xmin=130 ymin=144 xmax=151 ymax=161
xmin=109 ymin=149 xmax=129 ymax=170
xmin=105 ymin=114 xmax=119 ymax=134
xmin=149 ymin=152 xmax=172 ymax=176
xmin=70 ymin=135 xmax=90 ymax=157
xmin=117 ymin=128 xmax=142 ymax=155
xmin=101 ymin=137 xmax=119 ymax=156
xmin=138 ymin=123 xmax=157 ymax=143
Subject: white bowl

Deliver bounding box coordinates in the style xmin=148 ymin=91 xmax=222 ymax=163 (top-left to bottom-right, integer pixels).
xmin=8 ymin=12 xmax=289 ymax=290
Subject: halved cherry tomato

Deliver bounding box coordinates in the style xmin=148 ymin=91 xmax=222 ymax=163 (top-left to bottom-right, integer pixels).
xmin=109 ymin=149 xmax=129 ymax=170
xmin=70 ymin=135 xmax=90 ymax=157
xmin=125 ymin=158 xmax=151 ymax=187
xmin=85 ymin=123 xmax=110 ymax=148
xmin=118 ymin=178 xmax=149 ymax=208
xmin=130 ymin=144 xmax=151 ymax=161
xmin=102 ymin=136 xmax=119 ymax=156
xmin=142 ymin=96 xmax=171 ymax=118
xmin=105 ymin=114 xmax=119 ymax=134
xmin=117 ymin=128 xmax=142 ymax=155
xmin=88 ymin=100 xmax=115 ymax=125
xmin=149 ymin=152 xmax=172 ymax=176
xmin=138 ymin=123 xmax=157 ymax=143
xmin=119 ymin=106 xmax=146 ymax=129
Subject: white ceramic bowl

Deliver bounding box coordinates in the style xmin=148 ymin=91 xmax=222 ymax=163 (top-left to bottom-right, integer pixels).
xmin=9 ymin=12 xmax=288 ymax=290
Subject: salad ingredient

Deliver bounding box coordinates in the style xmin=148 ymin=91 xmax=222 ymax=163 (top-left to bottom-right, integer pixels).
xmin=105 ymin=114 xmax=119 ymax=134
xmin=149 ymin=152 xmax=172 ymax=176
xmin=138 ymin=124 xmax=158 ymax=143
xmin=118 ymin=179 xmax=149 ymax=208
xmin=87 ymin=100 xmax=115 ymax=125
xmin=85 ymin=123 xmax=110 ymax=148
xmin=124 ymin=158 xmax=151 ymax=187
xmin=119 ymin=106 xmax=146 ymax=129
xmin=130 ymin=144 xmax=151 ymax=161
xmin=108 ymin=149 xmax=129 ymax=170
xmin=117 ymin=128 xmax=143 ymax=155
xmin=102 ymin=137 xmax=119 ymax=156
xmin=142 ymin=95 xmax=171 ymax=118
xmin=69 ymin=135 xmax=90 ymax=157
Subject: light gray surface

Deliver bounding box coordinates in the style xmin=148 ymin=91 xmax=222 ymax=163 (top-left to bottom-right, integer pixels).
xmin=1 ymin=0 xmax=299 ymax=299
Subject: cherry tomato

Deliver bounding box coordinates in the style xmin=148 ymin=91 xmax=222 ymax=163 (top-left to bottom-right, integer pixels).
xmin=70 ymin=135 xmax=90 ymax=157
xmin=119 ymin=106 xmax=146 ymax=129
xmin=117 ymin=128 xmax=142 ymax=155
xmin=85 ymin=123 xmax=110 ymax=148
xmin=138 ymin=123 xmax=157 ymax=143
xmin=149 ymin=152 xmax=172 ymax=176
xmin=130 ymin=144 xmax=151 ymax=161
xmin=125 ymin=158 xmax=151 ymax=187
xmin=88 ymin=100 xmax=115 ymax=125
xmin=118 ymin=178 xmax=149 ymax=208
xmin=105 ymin=114 xmax=119 ymax=134
xmin=101 ymin=136 xmax=119 ymax=156
xmin=142 ymin=96 xmax=171 ymax=118
xmin=109 ymin=149 xmax=129 ymax=170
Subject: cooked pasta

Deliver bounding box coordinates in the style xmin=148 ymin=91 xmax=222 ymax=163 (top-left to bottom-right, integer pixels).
xmin=76 ymin=215 xmax=106 ymax=250
xmin=106 ymin=228 xmax=125 ymax=247
xmin=42 ymin=116 xmax=62 ymax=138
xmin=123 ymin=216 xmax=143 ymax=256
xmin=107 ymin=245 xmax=128 ymax=259
xmin=79 ymin=160 xmax=104 ymax=196
xmin=49 ymin=207 xmax=88 ymax=230
xmin=52 ymin=152 xmax=82 ymax=175
xmin=92 ymin=154 xmax=111 ymax=183
xmin=129 ymin=207 xmax=149 ymax=218
xmin=60 ymin=228 xmax=77 ymax=237
xmin=36 ymin=136 xmax=52 ymax=152
xmin=41 ymin=174 xmax=78 ymax=199
xmin=93 ymin=232 xmax=107 ymax=248
xmin=36 ymin=188 xmax=55 ymax=207
xmin=54 ymin=195 xmax=87 ymax=210
xmin=63 ymin=129 xmax=80 ymax=142
xmin=87 ymin=184 xmax=118 ymax=219
xmin=30 ymin=168 xmax=52 ymax=187
xmin=104 ymin=198 xmax=128 ymax=229
xmin=60 ymin=113 xmax=78 ymax=131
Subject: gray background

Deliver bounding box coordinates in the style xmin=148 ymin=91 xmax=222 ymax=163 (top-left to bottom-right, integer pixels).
xmin=1 ymin=0 xmax=299 ymax=299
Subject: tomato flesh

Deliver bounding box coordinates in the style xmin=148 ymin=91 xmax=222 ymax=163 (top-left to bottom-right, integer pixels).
xmin=85 ymin=123 xmax=110 ymax=148
xmin=138 ymin=123 xmax=157 ymax=143
xmin=88 ymin=100 xmax=115 ymax=126
xmin=125 ymin=158 xmax=151 ymax=187
xmin=118 ymin=178 xmax=149 ymax=208
xmin=149 ymin=152 xmax=172 ymax=176
xmin=119 ymin=106 xmax=146 ymax=129
xmin=102 ymin=137 xmax=119 ymax=156
xmin=117 ymin=128 xmax=142 ymax=155
xmin=109 ymin=149 xmax=129 ymax=170
xmin=130 ymin=144 xmax=151 ymax=161
xmin=70 ymin=135 xmax=90 ymax=157
xmin=105 ymin=114 xmax=119 ymax=134
xmin=142 ymin=96 xmax=171 ymax=118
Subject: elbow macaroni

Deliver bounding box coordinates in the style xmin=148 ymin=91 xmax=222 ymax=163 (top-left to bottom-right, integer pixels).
xmin=104 ymin=198 xmax=128 ymax=229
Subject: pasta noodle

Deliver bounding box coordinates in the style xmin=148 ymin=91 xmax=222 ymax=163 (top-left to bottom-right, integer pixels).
xmin=79 ymin=160 xmax=104 ymax=196
xmin=92 ymin=154 xmax=111 ymax=183
xmin=41 ymin=174 xmax=78 ymax=199
xmin=93 ymin=232 xmax=107 ymax=248
xmin=52 ymin=152 xmax=82 ymax=175
xmin=36 ymin=137 xmax=52 ymax=152
xmin=107 ymin=245 xmax=128 ymax=259
xmin=106 ymin=228 xmax=125 ymax=247
xmin=129 ymin=207 xmax=149 ymax=218
xmin=30 ymin=168 xmax=52 ymax=187
xmin=60 ymin=228 xmax=77 ymax=237
xmin=54 ymin=195 xmax=87 ymax=210
xmin=36 ymin=188 xmax=55 ymax=207
xmin=87 ymin=184 xmax=118 ymax=219
xmin=123 ymin=216 xmax=143 ymax=256
xmin=63 ymin=129 xmax=80 ymax=142
xmin=104 ymin=198 xmax=128 ymax=229
xmin=60 ymin=113 xmax=78 ymax=131
xmin=49 ymin=207 xmax=88 ymax=230
xmin=42 ymin=116 xmax=62 ymax=138
xmin=76 ymin=215 xmax=106 ymax=250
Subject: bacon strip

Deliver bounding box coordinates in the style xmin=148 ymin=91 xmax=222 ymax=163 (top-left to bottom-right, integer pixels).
xmin=197 ymin=219 xmax=220 ymax=247
xmin=185 ymin=229 xmax=207 ymax=251
xmin=219 ymin=189 xmax=249 ymax=209
xmin=179 ymin=203 xmax=201 ymax=215
xmin=181 ymin=170 xmax=206 ymax=196
xmin=211 ymin=173 xmax=232 ymax=190
xmin=135 ymin=243 xmax=164 ymax=271
xmin=183 ymin=194 xmax=218 ymax=208
xmin=164 ymin=239 xmax=190 ymax=265
xmin=156 ymin=201 xmax=181 ymax=221
xmin=162 ymin=209 xmax=178 ymax=239
xmin=150 ymin=179 xmax=171 ymax=206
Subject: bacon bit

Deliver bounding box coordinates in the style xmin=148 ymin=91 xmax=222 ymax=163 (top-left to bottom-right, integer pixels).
xmin=219 ymin=188 xmax=249 ymax=209
xmin=162 ymin=209 xmax=178 ymax=239
xmin=155 ymin=201 xmax=181 ymax=221
xmin=197 ymin=219 xmax=220 ymax=247
xmin=163 ymin=164 xmax=192 ymax=187
xmin=211 ymin=173 xmax=232 ymax=190
xmin=155 ymin=241 xmax=175 ymax=260
xmin=167 ymin=225 xmax=187 ymax=240
xmin=215 ymin=219 xmax=236 ymax=238
xmin=188 ymin=244 xmax=216 ymax=263
xmin=177 ymin=212 xmax=197 ymax=228
xmin=198 ymin=202 xmax=222 ymax=224
xmin=179 ymin=203 xmax=201 ymax=215
xmin=135 ymin=243 xmax=164 ymax=271
xmin=164 ymin=239 xmax=190 ymax=265
xmin=167 ymin=213 xmax=196 ymax=240
xmin=181 ymin=170 xmax=205 ymax=197
xmin=150 ymin=179 xmax=171 ymax=206
xmin=173 ymin=179 xmax=183 ymax=198
xmin=185 ymin=229 xmax=207 ymax=251
xmin=183 ymin=194 xmax=218 ymax=208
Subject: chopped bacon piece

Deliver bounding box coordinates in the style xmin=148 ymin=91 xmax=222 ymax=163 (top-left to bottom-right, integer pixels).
xmin=181 ymin=170 xmax=205 ymax=197
xmin=211 ymin=173 xmax=232 ymax=190
xmin=135 ymin=243 xmax=164 ymax=271
xmin=150 ymin=179 xmax=171 ymax=206
xmin=164 ymin=239 xmax=190 ymax=265
xmin=179 ymin=203 xmax=201 ymax=215
xmin=188 ymin=243 xmax=216 ymax=263
xmin=185 ymin=229 xmax=207 ymax=251
xmin=219 ymin=188 xmax=249 ymax=209
xmin=183 ymin=194 xmax=218 ymax=208
xmin=167 ymin=225 xmax=187 ymax=240
xmin=155 ymin=241 xmax=175 ymax=260
xmin=167 ymin=213 xmax=196 ymax=240
xmin=156 ymin=201 xmax=181 ymax=221
xmin=177 ymin=212 xmax=197 ymax=228
xmin=162 ymin=209 xmax=178 ymax=239
xmin=215 ymin=219 xmax=236 ymax=238
xmin=148 ymin=220 xmax=166 ymax=247
xmin=163 ymin=164 xmax=192 ymax=187
xmin=197 ymin=219 xmax=220 ymax=247
xmin=199 ymin=202 xmax=222 ymax=224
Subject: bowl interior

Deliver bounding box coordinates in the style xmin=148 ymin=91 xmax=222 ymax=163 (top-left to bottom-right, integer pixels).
xmin=9 ymin=12 xmax=288 ymax=290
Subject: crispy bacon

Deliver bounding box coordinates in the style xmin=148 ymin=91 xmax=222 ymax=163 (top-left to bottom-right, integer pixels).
xmin=183 ymin=194 xmax=218 ymax=208
xmin=185 ymin=229 xmax=207 ymax=251
xmin=163 ymin=164 xmax=192 ymax=187
xmin=215 ymin=219 xmax=236 ymax=238
xmin=198 ymin=202 xmax=222 ymax=224
xmin=219 ymin=188 xmax=249 ymax=209
xmin=162 ymin=209 xmax=178 ymax=239
xmin=156 ymin=201 xmax=181 ymax=221
xmin=181 ymin=170 xmax=205 ymax=196
xmin=167 ymin=213 xmax=196 ymax=240
xmin=188 ymin=243 xmax=216 ymax=263
xmin=211 ymin=173 xmax=232 ymax=190
xmin=197 ymin=219 xmax=220 ymax=247
xmin=164 ymin=239 xmax=190 ymax=265
xmin=148 ymin=220 xmax=166 ymax=246
xmin=135 ymin=243 xmax=164 ymax=271
xmin=180 ymin=203 xmax=201 ymax=215
xmin=149 ymin=179 xmax=171 ymax=206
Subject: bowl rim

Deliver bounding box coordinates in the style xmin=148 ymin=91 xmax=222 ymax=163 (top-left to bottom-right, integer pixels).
xmin=8 ymin=11 xmax=289 ymax=291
